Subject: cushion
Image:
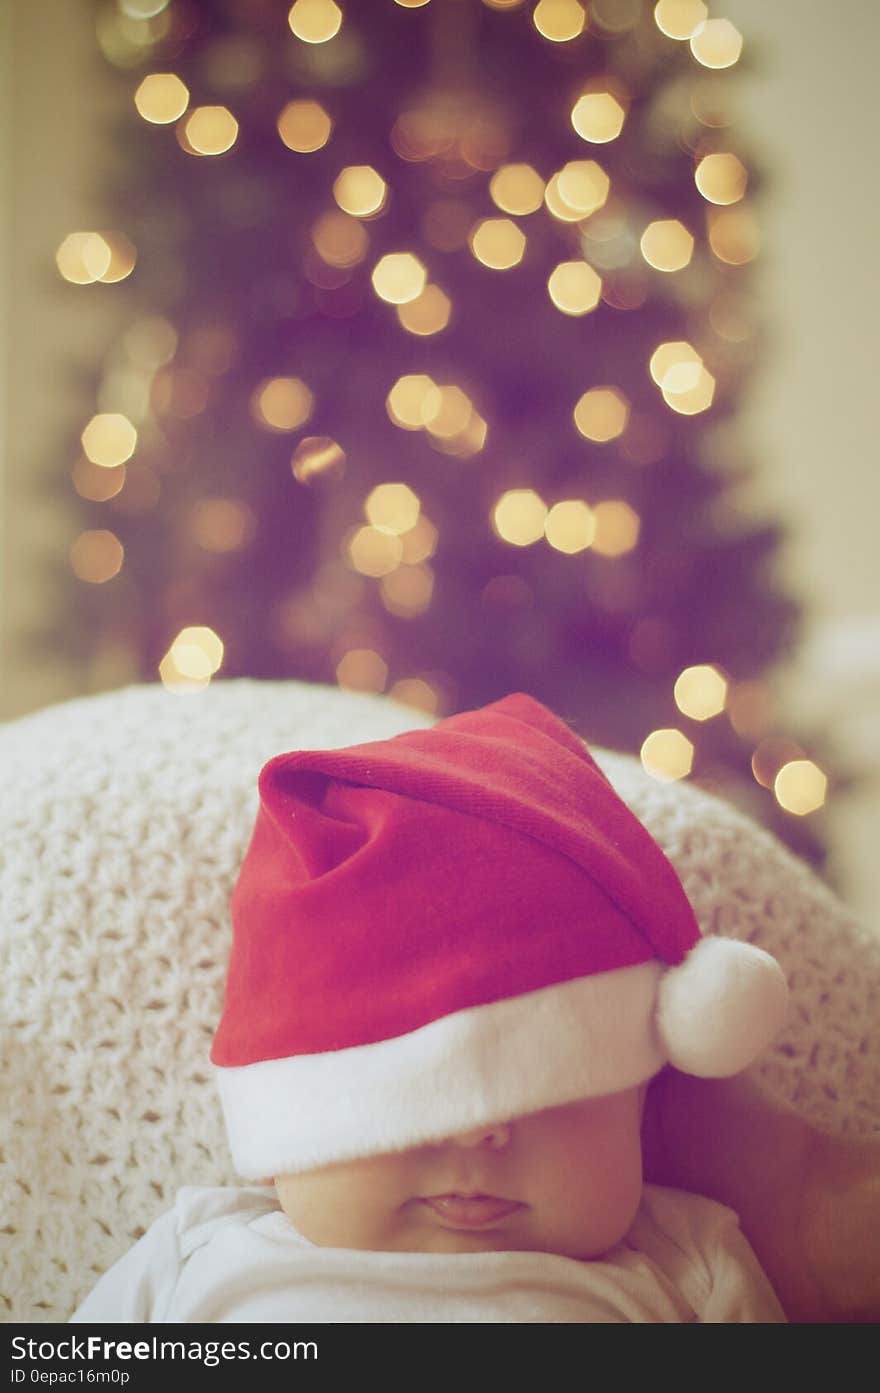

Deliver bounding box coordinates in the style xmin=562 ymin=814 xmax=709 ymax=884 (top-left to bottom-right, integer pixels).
xmin=1 ymin=679 xmax=877 ymax=1323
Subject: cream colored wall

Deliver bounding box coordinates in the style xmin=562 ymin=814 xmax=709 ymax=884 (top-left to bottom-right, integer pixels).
xmin=2 ymin=0 xmax=878 ymax=919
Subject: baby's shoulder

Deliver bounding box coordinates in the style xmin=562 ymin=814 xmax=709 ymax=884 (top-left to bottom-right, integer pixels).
xmin=170 ymin=1184 xmax=281 ymax=1258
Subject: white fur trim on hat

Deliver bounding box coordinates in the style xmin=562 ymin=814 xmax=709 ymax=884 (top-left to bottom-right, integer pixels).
xmin=214 ymin=963 xmax=666 ymax=1177
xmin=656 ymin=935 xmax=789 ymax=1078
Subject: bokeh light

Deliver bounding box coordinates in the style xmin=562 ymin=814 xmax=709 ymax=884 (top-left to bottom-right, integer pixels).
xmin=70 ymin=530 xmax=124 ymax=584
xmin=573 ymin=387 xmax=629 ymax=442
xmin=653 ymin=0 xmax=707 ymax=40
xmin=277 ymin=99 xmax=333 ymax=152
xmin=492 ymin=490 xmax=548 ymax=546
xmin=673 ymin=664 xmax=728 ymax=720
xmin=640 ymin=728 xmax=694 ymax=781
xmin=532 ymin=0 xmax=586 ymax=43
xmin=365 ymin=482 xmax=421 ymax=535
xmin=288 ymin=0 xmax=343 ymax=44
xmin=336 ymin=648 xmax=388 ymax=693
xmin=159 ymin=626 xmax=224 ymax=694
xmin=556 ymin=160 xmax=610 ymax=217
xmin=547 ymin=260 xmax=602 ymax=315
xmin=291 ymin=436 xmax=346 ymax=484
xmin=71 ymin=458 xmax=126 ymax=502
xmin=396 ymin=284 xmax=452 ymax=335
xmin=400 ymin=514 xmax=438 ymax=563
xmin=649 ymin=340 xmax=703 ymax=389
xmin=191 ymin=498 xmax=256 ymax=552
xmin=387 ymin=676 xmax=440 ymax=714
xmin=774 ymin=760 xmax=827 ymax=816
xmin=571 ymin=92 xmax=626 ymax=144
xmin=707 ymin=205 xmax=760 ymax=264
xmin=690 ymin=17 xmax=743 ymax=69
xmin=489 ymin=164 xmax=546 ymax=216
xmin=420 ymin=384 xmax=474 ymax=438
xmin=371 ymin=252 xmax=427 ymax=303
xmin=469 ymin=218 xmax=527 ymax=270
xmin=591 ymin=500 xmax=640 ymax=556
xmin=380 ymin=563 xmax=435 ymax=617
xmin=95 ymin=232 xmax=137 ymax=283
xmin=752 ymin=736 xmax=805 ymax=789
xmin=333 ymin=165 xmax=388 ymax=217
xmin=662 ymin=363 xmax=715 ymax=414
xmin=387 ymin=374 xmax=436 ymax=430
xmin=183 ymin=106 xmax=239 ymax=156
xmin=347 ymin=526 xmax=404 ymax=576
xmin=56 ymin=233 xmax=112 ymax=285
xmin=695 ymin=152 xmax=747 ymax=205
xmin=640 ymin=219 xmax=694 ymax=272
xmin=544 ymin=500 xmax=596 ymax=553
xmin=312 ymin=210 xmax=369 ymax=267
xmin=134 ymin=72 xmax=189 ymax=123
xmin=81 ymin=413 xmax=137 ymax=468
xmin=251 ymin=377 xmax=314 ymax=431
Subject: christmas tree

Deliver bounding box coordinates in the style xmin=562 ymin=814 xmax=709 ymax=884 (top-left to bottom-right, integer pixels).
xmin=59 ymin=0 xmax=830 ymax=860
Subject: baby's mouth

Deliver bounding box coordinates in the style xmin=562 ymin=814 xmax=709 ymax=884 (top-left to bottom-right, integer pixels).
xmin=420 ymin=1193 xmax=524 ymax=1228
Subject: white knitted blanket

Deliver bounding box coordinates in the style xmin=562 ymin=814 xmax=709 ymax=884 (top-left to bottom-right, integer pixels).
xmin=1 ymin=680 xmax=878 ymax=1324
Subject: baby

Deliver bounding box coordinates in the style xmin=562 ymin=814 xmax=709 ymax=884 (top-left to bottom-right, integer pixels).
xmin=71 ymin=691 xmax=789 ymax=1322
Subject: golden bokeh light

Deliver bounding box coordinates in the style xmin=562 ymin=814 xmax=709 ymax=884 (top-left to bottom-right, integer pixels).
xmin=690 ymin=17 xmax=743 ymax=69
xmin=134 ymin=72 xmax=189 ymax=123
xmin=70 ymin=530 xmax=124 ymax=584
xmin=400 ymin=514 xmax=438 ymax=563
xmin=291 ymin=436 xmax=346 ymax=484
xmin=640 ymin=729 xmax=694 ymax=782
xmin=649 ymin=340 xmax=703 ymax=389
xmin=183 ymin=106 xmax=239 ymax=156
xmin=570 ymin=92 xmax=626 ymax=144
xmin=421 ymin=384 xmax=473 ymax=438
xmin=653 ymin=0 xmax=706 ymax=40
xmin=532 ymin=0 xmax=586 ymax=43
xmin=278 ymin=99 xmax=333 ymax=152
xmin=774 ymin=760 xmax=827 ymax=816
xmin=469 ymin=217 xmax=527 ymax=270
xmin=673 ymin=664 xmax=728 ymax=720
xmin=394 ymin=0 xmax=431 ymax=8
xmin=288 ymin=0 xmax=343 ymax=44
xmin=573 ymin=387 xmax=629 ymax=442
xmin=158 ymin=655 xmax=209 ymax=695
xmin=312 ymin=210 xmax=369 ymax=267
xmin=751 ymin=737 xmax=804 ymax=789
xmin=728 ymin=680 xmax=775 ymax=740
xmin=492 ymin=490 xmax=548 ymax=547
xmin=556 ymin=160 xmax=611 ymax=219
xmin=640 ymin=219 xmax=694 ymax=272
xmin=168 ymin=626 xmax=224 ymax=679
xmin=371 ymin=252 xmax=427 ymax=303
xmin=71 ymin=459 xmax=126 ymax=502
xmin=396 ymin=284 xmax=452 ymax=336
xmin=387 ymin=374 xmax=436 ymax=430
xmin=592 ymin=500 xmax=640 ymax=556
xmin=365 ymin=482 xmax=421 ymax=535
xmin=347 ymin=525 xmax=404 ymax=577
xmin=695 ymin=152 xmax=747 ymax=205
xmin=662 ymin=363 xmax=716 ymax=414
xmin=387 ymin=676 xmax=439 ymax=714
xmin=191 ymin=498 xmax=256 ymax=552
xmin=380 ymin=563 xmax=435 ymax=617
xmin=56 ymin=233 xmax=112 ymax=285
xmin=81 ymin=413 xmax=137 ymax=468
xmin=547 ymin=260 xmax=602 ymax=315
xmin=707 ymin=205 xmax=760 ymax=265
xmin=95 ymin=232 xmax=137 ymax=283
xmin=251 ymin=377 xmax=314 ymax=431
xmin=489 ymin=163 xmax=546 ymax=216
xmin=333 ymin=165 xmax=388 ymax=218
xmin=336 ymin=648 xmax=388 ymax=694
xmin=429 ymin=411 xmax=488 ymax=458
xmin=544 ymin=500 xmax=596 ymax=553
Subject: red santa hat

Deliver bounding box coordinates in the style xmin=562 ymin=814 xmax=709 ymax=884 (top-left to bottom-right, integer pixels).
xmin=212 ymin=692 xmax=787 ymax=1178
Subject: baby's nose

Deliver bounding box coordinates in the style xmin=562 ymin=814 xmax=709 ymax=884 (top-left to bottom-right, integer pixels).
xmin=446 ymin=1121 xmax=511 ymax=1149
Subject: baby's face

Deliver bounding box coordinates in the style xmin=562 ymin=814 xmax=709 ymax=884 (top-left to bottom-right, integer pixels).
xmin=274 ymin=1088 xmax=643 ymax=1257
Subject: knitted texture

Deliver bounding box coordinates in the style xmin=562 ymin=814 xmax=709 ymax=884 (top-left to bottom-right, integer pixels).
xmin=1 ymin=679 xmax=877 ymax=1324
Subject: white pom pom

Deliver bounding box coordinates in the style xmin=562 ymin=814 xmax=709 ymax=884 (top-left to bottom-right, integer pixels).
xmin=656 ymin=936 xmax=788 ymax=1077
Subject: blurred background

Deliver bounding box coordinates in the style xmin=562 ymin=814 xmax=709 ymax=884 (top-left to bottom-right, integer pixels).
xmin=2 ymin=0 xmax=878 ymax=922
